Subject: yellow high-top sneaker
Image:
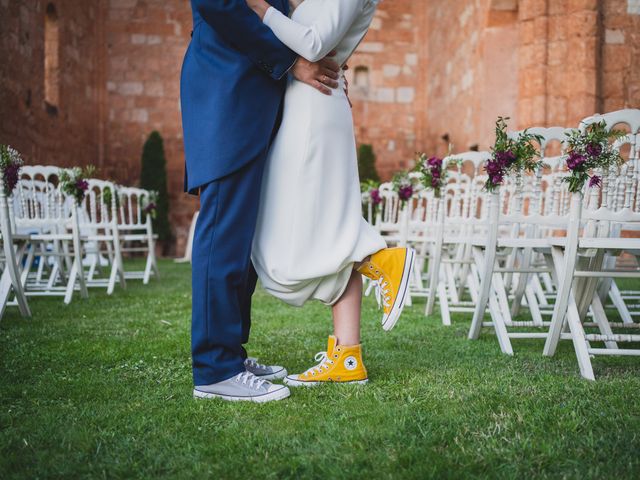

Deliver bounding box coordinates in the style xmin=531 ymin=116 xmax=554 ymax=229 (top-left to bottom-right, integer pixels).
xmin=284 ymin=335 xmax=368 ymax=387
xmin=358 ymin=247 xmax=415 ymax=331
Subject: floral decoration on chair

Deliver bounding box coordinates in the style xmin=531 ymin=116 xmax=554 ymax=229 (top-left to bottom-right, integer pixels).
xmin=0 ymin=145 xmax=24 ymax=195
xmin=484 ymin=117 xmax=543 ymax=193
xmin=59 ymin=166 xmax=95 ymax=203
xmin=563 ymin=121 xmax=624 ymax=193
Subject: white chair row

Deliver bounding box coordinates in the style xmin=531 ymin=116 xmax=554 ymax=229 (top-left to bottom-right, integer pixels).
xmin=0 ymin=165 xmax=159 ymax=319
xmin=362 ymin=108 xmax=640 ymax=380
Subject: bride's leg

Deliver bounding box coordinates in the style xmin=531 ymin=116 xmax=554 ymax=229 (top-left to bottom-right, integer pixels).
xmin=332 ymin=270 xmax=362 ymax=345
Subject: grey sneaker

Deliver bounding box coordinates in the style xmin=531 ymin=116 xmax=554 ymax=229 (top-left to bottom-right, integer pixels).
xmin=193 ymin=371 xmax=290 ymax=403
xmin=244 ymin=357 xmax=287 ymax=380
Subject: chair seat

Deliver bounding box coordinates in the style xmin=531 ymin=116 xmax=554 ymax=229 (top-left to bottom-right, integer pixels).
xmin=547 ymin=237 xmax=640 ymax=250
xmin=445 ymin=236 xmax=486 ymax=245
xmin=121 ymin=234 xmax=148 ymax=241
xmin=496 ymin=238 xmax=550 ymax=249
xmin=83 ymin=234 xmax=115 ymax=242
xmin=29 ymin=233 xmax=73 ymax=241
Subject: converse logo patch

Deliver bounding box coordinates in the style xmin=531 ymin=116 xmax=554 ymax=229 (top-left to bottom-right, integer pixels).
xmin=344 ymin=356 xmax=358 ymax=370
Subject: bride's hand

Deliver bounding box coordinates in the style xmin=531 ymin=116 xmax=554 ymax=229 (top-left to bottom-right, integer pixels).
xmin=245 ymin=0 xmax=270 ymax=19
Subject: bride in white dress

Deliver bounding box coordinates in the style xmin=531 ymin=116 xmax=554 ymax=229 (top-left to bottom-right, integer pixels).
xmin=246 ymin=0 xmax=415 ymax=386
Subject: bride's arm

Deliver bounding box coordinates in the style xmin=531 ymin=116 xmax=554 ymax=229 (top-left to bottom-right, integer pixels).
xmin=245 ymin=0 xmax=363 ymax=63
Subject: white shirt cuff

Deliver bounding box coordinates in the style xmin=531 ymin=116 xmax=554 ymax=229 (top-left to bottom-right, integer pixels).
xmin=263 ymin=6 xmax=277 ymax=25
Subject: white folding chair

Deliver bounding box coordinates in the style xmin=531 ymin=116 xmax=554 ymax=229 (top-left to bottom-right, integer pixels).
xmin=424 ymin=151 xmax=491 ymax=326
xmin=14 ymin=166 xmax=88 ymax=304
xmin=78 ymin=178 xmax=126 ymax=294
xmin=467 ymin=128 xmax=574 ymax=353
xmin=117 ymin=186 xmax=159 ymax=284
xmin=543 ymin=108 xmax=640 ymax=380
xmin=0 ymin=186 xmax=31 ymax=319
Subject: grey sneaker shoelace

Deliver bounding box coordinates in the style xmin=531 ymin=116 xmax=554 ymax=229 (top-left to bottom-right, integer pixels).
xmin=235 ymin=371 xmax=267 ymax=390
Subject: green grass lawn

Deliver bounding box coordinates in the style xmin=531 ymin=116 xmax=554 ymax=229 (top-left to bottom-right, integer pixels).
xmin=1 ymin=259 xmax=639 ymax=479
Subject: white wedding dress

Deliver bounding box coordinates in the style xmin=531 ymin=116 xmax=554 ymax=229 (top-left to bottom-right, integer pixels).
xmin=252 ymin=0 xmax=386 ymax=307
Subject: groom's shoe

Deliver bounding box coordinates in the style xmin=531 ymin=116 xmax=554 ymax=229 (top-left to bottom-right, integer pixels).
xmin=284 ymin=336 xmax=368 ymax=387
xmin=193 ymin=371 xmax=290 ymax=403
xmin=357 ymin=247 xmax=415 ymax=331
xmin=244 ymin=357 xmax=287 ymax=380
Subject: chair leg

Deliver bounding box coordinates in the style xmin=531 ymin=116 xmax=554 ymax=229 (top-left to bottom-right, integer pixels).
xmin=0 ymin=269 xmax=11 ymax=320
xmin=492 ymin=270 xmax=513 ymax=326
xmin=469 ymin=246 xmax=495 ymax=340
xmin=511 ymin=247 xmax=532 ymax=316
xmin=589 ymin=293 xmax=618 ymax=349
xmin=425 ymin=241 xmax=442 ymax=316
xmin=525 ymin=285 xmax=544 ymax=326
xmin=114 ymin=239 xmax=126 ymax=289
xmin=544 ymin=246 xmax=578 ymax=357
xmin=445 ymin=263 xmax=459 ymax=304
xmin=437 ymin=282 xmax=451 ymax=326
xmin=64 ymin=260 xmax=79 ymax=305
xmin=143 ymin=252 xmax=153 ymax=284
xmin=107 ymin=260 xmax=118 ymax=295
xmin=565 ymin=297 xmax=596 ymax=381
xmin=488 ymin=286 xmax=514 ymax=355
xmin=608 ymin=281 xmax=633 ymax=324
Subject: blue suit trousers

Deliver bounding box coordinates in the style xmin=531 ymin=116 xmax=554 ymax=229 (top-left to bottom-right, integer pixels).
xmin=191 ymin=156 xmax=266 ymax=386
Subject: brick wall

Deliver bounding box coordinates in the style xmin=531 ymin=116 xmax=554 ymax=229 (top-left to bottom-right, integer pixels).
xmin=422 ymin=0 xmax=521 ymax=155
xmin=104 ymin=0 xmax=195 ymax=255
xmin=1 ymin=0 xmax=638 ymax=251
xmin=0 ymin=0 xmax=103 ymax=170
xmin=346 ymin=0 xmax=425 ymax=179
xmin=601 ymin=0 xmax=640 ymax=112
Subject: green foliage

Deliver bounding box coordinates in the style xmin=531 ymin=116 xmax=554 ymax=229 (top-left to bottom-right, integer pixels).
xmin=59 ymin=165 xmax=95 ymax=203
xmin=139 ymin=131 xmax=171 ymax=242
xmin=357 ymin=144 xmax=380 ymax=184
xmin=360 ymin=179 xmax=379 ymax=193
xmin=1 ymin=259 xmax=640 ymax=478
xmin=101 ymin=185 xmax=121 ymax=210
xmin=563 ymin=121 xmax=625 ymax=194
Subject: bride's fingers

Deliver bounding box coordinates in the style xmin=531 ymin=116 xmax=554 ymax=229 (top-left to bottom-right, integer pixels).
xmin=322 ymin=67 xmax=339 ymax=80
xmin=312 ymin=80 xmax=332 ymax=96
xmin=319 ymin=56 xmax=340 ymax=74
xmin=318 ymin=75 xmax=339 ymax=89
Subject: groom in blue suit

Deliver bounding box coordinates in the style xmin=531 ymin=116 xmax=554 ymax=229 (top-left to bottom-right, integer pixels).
xmin=181 ymin=0 xmax=340 ymax=402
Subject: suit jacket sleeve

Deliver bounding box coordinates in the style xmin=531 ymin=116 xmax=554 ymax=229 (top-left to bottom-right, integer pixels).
xmin=262 ymin=0 xmax=362 ymax=63
xmin=193 ymin=0 xmax=298 ymax=80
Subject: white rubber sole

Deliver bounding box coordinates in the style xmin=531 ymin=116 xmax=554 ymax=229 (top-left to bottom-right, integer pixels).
xmin=382 ymin=248 xmax=415 ymax=331
xmin=192 ymin=386 xmax=290 ymax=403
xmin=284 ymin=376 xmax=368 ymax=387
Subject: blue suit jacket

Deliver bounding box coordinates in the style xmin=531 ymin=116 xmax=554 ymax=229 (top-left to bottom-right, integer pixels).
xmin=181 ymin=0 xmax=297 ymax=193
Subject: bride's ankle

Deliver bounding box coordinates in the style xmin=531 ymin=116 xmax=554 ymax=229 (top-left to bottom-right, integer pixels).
xmin=354 ymin=256 xmax=372 ymax=271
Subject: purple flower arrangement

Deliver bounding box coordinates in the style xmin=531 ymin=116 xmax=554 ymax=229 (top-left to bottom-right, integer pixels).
xmin=370 ymin=188 xmax=382 ymax=206
xmin=0 ymin=145 xmax=24 ymax=195
xmin=485 ymin=117 xmax=543 ymax=193
xmin=563 ymin=121 xmax=624 ymax=194
xmin=418 ymin=153 xmax=446 ymax=197
xmin=391 ymin=171 xmax=417 ymax=206
xmin=59 ymin=165 xmax=96 ymax=203
xmin=142 ymin=191 xmax=159 ymax=220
